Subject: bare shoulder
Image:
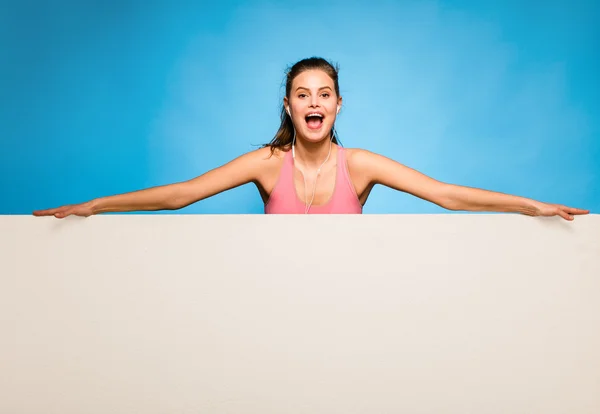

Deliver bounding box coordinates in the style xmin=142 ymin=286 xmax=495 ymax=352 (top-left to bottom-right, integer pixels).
xmin=196 ymin=145 xmax=285 ymax=185
xmin=242 ymin=145 xmax=288 ymax=199
xmin=251 ymin=145 xmax=287 ymax=170
xmin=344 ymin=147 xmax=448 ymax=204
xmin=253 ymin=145 xmax=288 ymax=161
xmin=344 ymin=147 xmax=416 ymax=185
xmin=344 ymin=147 xmax=381 ymax=176
xmin=230 ymin=145 xmax=285 ymax=170
xmin=344 ymin=147 xmax=375 ymax=164
xmin=244 ymin=145 xmax=289 ymax=184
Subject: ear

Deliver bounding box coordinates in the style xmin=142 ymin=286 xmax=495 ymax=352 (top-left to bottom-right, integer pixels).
xmin=337 ymin=96 xmax=343 ymax=114
xmin=283 ymin=96 xmax=290 ymax=115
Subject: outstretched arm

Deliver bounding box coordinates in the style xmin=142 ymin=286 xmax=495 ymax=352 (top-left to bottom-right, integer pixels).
xmin=354 ymin=149 xmax=589 ymax=221
xmin=33 ymin=149 xmax=264 ymax=218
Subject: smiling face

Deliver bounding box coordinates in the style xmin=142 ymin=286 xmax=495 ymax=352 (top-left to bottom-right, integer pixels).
xmin=285 ymin=69 xmax=342 ymax=144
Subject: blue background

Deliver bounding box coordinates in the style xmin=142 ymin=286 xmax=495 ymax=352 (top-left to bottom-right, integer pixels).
xmin=2 ymin=0 xmax=598 ymax=214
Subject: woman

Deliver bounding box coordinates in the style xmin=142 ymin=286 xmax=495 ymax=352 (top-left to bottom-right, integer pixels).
xmin=33 ymin=57 xmax=589 ymax=220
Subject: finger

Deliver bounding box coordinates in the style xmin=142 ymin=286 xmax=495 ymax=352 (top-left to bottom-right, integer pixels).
xmin=564 ymin=207 xmax=589 ymax=215
xmin=33 ymin=208 xmax=58 ymax=216
xmin=557 ymin=208 xmax=573 ymax=221
xmin=54 ymin=209 xmax=71 ymax=219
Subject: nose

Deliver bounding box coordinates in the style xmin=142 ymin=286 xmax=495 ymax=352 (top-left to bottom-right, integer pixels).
xmin=309 ymin=94 xmax=319 ymax=107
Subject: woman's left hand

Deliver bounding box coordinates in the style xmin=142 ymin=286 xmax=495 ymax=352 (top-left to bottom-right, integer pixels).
xmin=532 ymin=201 xmax=589 ymax=221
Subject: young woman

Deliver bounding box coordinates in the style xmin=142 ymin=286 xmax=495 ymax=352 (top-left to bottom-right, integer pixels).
xmin=33 ymin=57 xmax=589 ymax=220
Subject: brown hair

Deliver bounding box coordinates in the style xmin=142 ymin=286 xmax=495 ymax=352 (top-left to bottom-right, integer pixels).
xmin=262 ymin=57 xmax=342 ymax=154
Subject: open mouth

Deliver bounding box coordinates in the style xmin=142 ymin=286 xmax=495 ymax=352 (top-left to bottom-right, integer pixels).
xmin=305 ymin=113 xmax=324 ymax=130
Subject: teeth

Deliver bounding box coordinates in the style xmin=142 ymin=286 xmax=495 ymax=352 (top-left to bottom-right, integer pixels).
xmin=306 ymin=113 xmax=323 ymax=118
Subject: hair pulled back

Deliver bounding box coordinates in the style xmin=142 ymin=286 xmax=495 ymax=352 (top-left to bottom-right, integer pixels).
xmin=262 ymin=57 xmax=342 ymax=153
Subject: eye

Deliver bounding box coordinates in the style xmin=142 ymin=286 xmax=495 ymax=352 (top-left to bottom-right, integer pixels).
xmin=298 ymin=93 xmax=307 ymax=98
xmin=321 ymin=93 xmax=330 ymax=98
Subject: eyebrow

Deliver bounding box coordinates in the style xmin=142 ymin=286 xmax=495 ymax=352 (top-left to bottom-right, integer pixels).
xmin=294 ymin=86 xmax=333 ymax=92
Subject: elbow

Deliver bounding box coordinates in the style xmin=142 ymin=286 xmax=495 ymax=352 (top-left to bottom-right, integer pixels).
xmin=436 ymin=184 xmax=463 ymax=211
xmin=436 ymin=184 xmax=480 ymax=212
xmin=439 ymin=198 xmax=462 ymax=211
xmin=164 ymin=183 xmax=193 ymax=210
xmin=164 ymin=201 xmax=182 ymax=211
xmin=166 ymin=195 xmax=192 ymax=211
xmin=440 ymin=197 xmax=485 ymax=212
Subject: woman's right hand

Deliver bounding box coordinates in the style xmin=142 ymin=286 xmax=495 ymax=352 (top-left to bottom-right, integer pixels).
xmin=33 ymin=201 xmax=95 ymax=219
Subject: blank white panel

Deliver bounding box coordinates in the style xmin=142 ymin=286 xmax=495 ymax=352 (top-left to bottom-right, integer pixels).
xmin=1 ymin=214 xmax=599 ymax=414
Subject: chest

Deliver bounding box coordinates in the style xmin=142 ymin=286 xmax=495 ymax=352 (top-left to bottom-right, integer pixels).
xmin=291 ymin=163 xmax=338 ymax=207
xmin=257 ymin=148 xmax=372 ymax=206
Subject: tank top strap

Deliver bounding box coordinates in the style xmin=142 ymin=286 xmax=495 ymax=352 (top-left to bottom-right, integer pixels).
xmin=280 ymin=147 xmax=294 ymax=178
xmin=336 ymin=146 xmax=358 ymax=198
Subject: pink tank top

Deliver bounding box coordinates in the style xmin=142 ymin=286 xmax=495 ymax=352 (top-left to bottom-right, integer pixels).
xmin=264 ymin=146 xmax=363 ymax=214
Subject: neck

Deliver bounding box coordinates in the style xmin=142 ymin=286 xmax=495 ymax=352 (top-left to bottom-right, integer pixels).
xmin=293 ymin=136 xmax=334 ymax=169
